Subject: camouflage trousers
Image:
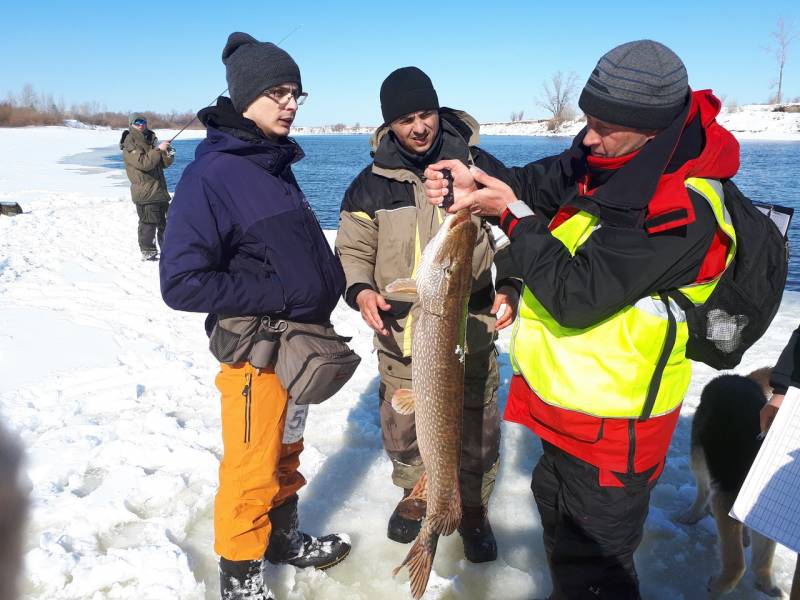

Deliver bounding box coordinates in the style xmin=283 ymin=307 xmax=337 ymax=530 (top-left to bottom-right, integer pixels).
xmin=377 ymin=348 xmax=500 ymax=507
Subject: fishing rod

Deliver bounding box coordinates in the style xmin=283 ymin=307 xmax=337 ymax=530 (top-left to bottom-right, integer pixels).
xmin=167 ymin=25 xmax=303 ymax=145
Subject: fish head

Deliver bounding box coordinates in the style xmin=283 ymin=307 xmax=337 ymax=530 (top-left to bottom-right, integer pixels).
xmin=416 ymin=208 xmax=478 ymax=315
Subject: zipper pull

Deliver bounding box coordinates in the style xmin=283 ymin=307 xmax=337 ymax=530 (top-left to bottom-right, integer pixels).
xmin=241 ymin=373 xmax=252 ymax=398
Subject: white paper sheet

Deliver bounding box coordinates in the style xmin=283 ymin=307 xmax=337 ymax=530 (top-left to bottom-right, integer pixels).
xmin=731 ymin=386 xmax=800 ymax=553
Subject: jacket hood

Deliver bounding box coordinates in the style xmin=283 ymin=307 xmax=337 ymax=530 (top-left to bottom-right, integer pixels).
xmin=119 ymin=126 xmax=154 ymax=150
xmin=195 ymin=96 xmax=304 ymax=174
xmin=574 ymin=89 xmax=740 ymax=231
xmin=369 ymin=108 xmax=479 ymax=173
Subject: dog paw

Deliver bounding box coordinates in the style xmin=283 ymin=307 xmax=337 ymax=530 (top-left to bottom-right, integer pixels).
xmin=708 ymin=573 xmax=739 ymax=596
xmin=755 ymin=579 xmax=782 ymax=598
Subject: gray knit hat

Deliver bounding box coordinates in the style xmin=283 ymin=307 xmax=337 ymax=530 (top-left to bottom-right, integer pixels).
xmin=222 ymin=32 xmax=302 ymax=113
xmin=578 ymin=40 xmax=689 ymax=130
xmin=129 ymin=112 xmax=147 ymax=125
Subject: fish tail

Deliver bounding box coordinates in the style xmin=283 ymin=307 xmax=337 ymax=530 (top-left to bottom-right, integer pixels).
xmin=392 ymin=521 xmax=439 ymax=599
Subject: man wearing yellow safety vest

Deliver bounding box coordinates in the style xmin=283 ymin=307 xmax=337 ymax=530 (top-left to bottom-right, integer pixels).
xmin=424 ymin=40 xmax=740 ymax=599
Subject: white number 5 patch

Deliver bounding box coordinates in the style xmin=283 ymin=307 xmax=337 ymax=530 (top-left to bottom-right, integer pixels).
xmin=282 ymin=400 xmax=308 ymax=444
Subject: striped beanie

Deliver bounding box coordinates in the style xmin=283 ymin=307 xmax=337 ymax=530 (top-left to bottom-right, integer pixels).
xmin=578 ymin=40 xmax=689 ymax=130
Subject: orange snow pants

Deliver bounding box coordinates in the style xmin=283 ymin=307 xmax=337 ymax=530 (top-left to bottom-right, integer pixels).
xmin=213 ymin=362 xmax=306 ymax=561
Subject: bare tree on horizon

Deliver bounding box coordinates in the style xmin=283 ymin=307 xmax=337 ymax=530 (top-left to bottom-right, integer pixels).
xmin=765 ymin=17 xmax=796 ymax=105
xmin=538 ymin=71 xmax=578 ymax=130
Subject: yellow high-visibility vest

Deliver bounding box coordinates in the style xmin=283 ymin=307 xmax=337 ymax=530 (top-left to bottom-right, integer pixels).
xmin=510 ymin=178 xmax=736 ymax=419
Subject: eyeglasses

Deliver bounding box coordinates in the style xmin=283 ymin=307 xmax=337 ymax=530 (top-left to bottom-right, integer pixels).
xmin=262 ymin=86 xmax=308 ymax=107
xmin=132 ymin=119 xmax=147 ymax=126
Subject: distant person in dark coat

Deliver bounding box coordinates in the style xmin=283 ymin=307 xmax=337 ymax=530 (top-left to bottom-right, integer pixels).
xmin=159 ymin=32 xmax=350 ymax=599
xmin=120 ymin=113 xmax=173 ymax=261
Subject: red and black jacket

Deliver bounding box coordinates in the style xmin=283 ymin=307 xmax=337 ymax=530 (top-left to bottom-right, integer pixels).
xmin=496 ymin=90 xmax=741 ymax=485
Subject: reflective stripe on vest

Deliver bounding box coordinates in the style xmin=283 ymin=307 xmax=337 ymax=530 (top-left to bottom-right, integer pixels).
xmin=509 ymin=177 xmax=736 ymax=419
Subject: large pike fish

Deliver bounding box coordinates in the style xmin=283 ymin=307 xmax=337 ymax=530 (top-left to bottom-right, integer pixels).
xmin=385 ymin=208 xmax=478 ymax=599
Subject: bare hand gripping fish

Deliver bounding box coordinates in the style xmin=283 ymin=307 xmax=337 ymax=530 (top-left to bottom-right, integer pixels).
xmin=385 ymin=208 xmax=478 ymax=599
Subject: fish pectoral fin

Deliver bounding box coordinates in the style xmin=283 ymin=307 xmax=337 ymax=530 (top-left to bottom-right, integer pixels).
xmin=385 ymin=277 xmax=418 ymax=294
xmin=391 ymin=388 xmax=416 ymax=415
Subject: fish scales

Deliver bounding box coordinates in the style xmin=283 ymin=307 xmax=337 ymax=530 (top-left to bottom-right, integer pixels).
xmin=388 ymin=208 xmax=478 ymax=599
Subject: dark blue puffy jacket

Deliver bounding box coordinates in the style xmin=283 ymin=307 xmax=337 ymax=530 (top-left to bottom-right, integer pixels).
xmin=159 ymin=119 xmax=345 ymax=330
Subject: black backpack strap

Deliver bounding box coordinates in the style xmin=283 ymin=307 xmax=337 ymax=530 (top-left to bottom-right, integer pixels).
xmin=666 ymin=289 xmax=694 ymax=313
xmin=639 ymin=293 xmax=678 ymax=421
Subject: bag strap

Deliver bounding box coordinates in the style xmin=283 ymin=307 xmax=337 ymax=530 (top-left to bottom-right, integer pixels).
xmin=639 ymin=293 xmax=677 ymax=421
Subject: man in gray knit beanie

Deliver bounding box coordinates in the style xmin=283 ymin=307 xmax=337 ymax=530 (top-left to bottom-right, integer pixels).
xmin=162 ymin=32 xmax=351 ymax=600
xmin=423 ymin=38 xmax=743 ymax=600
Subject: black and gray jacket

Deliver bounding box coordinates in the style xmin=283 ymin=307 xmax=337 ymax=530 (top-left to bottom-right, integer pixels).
xmin=335 ymin=108 xmax=520 ymax=358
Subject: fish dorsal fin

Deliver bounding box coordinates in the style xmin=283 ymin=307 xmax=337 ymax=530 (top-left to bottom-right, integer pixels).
xmin=385 ymin=278 xmax=418 ymax=294
xmin=391 ymin=388 xmax=416 ymax=415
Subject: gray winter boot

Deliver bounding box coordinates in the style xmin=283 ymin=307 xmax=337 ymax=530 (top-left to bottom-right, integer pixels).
xmin=264 ymin=494 xmax=351 ymax=570
xmin=219 ymin=557 xmax=273 ymax=600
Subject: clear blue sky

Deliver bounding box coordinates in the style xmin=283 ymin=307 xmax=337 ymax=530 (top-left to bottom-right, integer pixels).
xmin=2 ymin=0 xmax=799 ymax=127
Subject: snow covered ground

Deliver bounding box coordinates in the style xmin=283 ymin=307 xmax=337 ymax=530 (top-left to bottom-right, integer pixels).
xmin=1 ymin=125 xmax=799 ymax=600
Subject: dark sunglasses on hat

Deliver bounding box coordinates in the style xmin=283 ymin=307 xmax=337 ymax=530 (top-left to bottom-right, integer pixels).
xmin=132 ymin=118 xmax=147 ymax=126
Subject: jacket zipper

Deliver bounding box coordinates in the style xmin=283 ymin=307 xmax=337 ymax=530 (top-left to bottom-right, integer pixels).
xmin=627 ymin=419 xmax=636 ymax=474
xmin=242 ymin=372 xmax=252 ymax=444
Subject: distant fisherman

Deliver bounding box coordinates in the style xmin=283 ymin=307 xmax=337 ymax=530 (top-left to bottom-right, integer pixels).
xmin=160 ymin=32 xmax=350 ymax=599
xmin=119 ymin=113 xmax=173 ymax=261
xmin=335 ymin=66 xmax=521 ymax=561
xmin=426 ymin=40 xmax=741 ymax=599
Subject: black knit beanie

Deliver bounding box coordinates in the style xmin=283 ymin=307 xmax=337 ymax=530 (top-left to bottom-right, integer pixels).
xmin=578 ymin=40 xmax=689 ymax=130
xmin=222 ymin=32 xmax=302 ymax=113
xmin=380 ymin=67 xmax=439 ymax=125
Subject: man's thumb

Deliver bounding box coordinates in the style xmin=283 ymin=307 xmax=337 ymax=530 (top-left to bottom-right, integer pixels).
xmin=470 ymin=165 xmax=494 ymax=186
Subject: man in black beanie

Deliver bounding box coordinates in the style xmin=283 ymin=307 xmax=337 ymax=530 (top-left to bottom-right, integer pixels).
xmin=336 ymin=67 xmax=521 ymax=564
xmin=160 ymin=32 xmax=350 ymax=600
xmin=422 ymin=40 xmax=742 ymax=599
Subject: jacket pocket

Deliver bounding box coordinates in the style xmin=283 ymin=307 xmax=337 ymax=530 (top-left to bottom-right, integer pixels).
xmin=528 ymin=395 xmax=605 ymax=444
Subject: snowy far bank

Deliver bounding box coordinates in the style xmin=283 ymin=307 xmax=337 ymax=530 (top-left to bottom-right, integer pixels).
xmin=1 ymin=126 xmax=799 ymax=599
xmin=55 ymin=101 xmax=800 ymax=141
xmin=288 ymin=103 xmax=800 ymax=141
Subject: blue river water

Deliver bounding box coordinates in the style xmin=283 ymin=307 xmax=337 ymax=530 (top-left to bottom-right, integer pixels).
xmin=100 ymin=134 xmax=800 ymax=291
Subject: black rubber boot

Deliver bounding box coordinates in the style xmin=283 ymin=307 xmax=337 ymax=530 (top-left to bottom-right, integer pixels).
xmin=458 ymin=505 xmax=498 ymax=563
xmin=219 ymin=557 xmax=274 ymax=600
xmin=264 ymin=494 xmax=351 ymax=570
xmin=387 ymin=487 xmax=426 ymax=543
